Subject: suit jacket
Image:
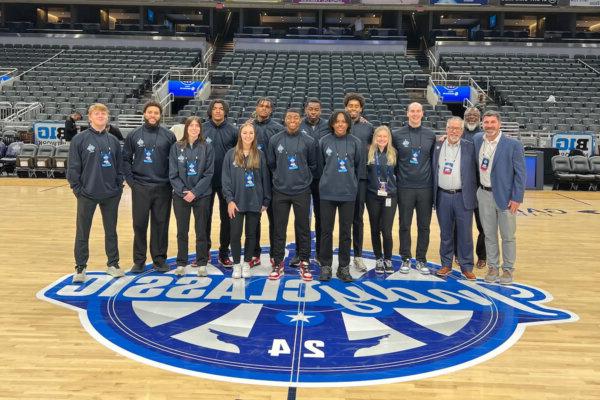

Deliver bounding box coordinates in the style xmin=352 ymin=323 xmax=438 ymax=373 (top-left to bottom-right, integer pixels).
xmin=473 ymin=132 xmax=526 ymax=210
xmin=432 ymin=139 xmax=478 ymax=210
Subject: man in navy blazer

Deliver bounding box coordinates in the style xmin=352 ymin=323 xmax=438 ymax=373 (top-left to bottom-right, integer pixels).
xmin=432 ymin=117 xmax=478 ymax=280
xmin=474 ymin=110 xmax=526 ymax=285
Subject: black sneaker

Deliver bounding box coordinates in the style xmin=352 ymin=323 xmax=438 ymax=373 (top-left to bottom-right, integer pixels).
xmin=289 ymin=256 xmax=301 ymax=268
xmin=129 ymin=264 xmax=145 ymax=274
xmin=336 ymin=265 xmax=354 ymax=283
xmin=384 ymin=259 xmax=394 ymax=274
xmin=155 ymin=263 xmax=170 ymax=273
xmin=319 ymin=265 xmax=332 ymax=282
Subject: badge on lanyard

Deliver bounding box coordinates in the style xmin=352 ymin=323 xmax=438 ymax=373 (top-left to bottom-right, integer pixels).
xmin=410 ymin=148 xmax=420 ymax=165
xmin=143 ymin=148 xmax=154 ymax=164
xmin=245 ymin=171 xmax=255 ymax=188
xmin=187 ymin=160 xmax=198 ymax=176
xmin=480 ymin=157 xmax=490 ymax=172
xmin=385 ymin=198 xmax=392 ymax=207
xmin=288 ymin=155 xmax=299 ymax=170
xmin=337 ymin=157 xmax=348 ymax=173
xmin=377 ymin=182 xmax=387 ymax=197
xmin=100 ymin=151 xmax=112 ymax=168
xmin=443 ymin=161 xmax=454 ymax=175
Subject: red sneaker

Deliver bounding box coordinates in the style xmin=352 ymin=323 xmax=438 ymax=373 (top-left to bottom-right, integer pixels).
xmin=268 ymin=262 xmax=284 ymax=280
xmin=219 ymin=257 xmax=233 ymax=267
xmin=248 ymin=256 xmax=261 ymax=268
xmin=299 ymin=261 xmax=312 ymax=282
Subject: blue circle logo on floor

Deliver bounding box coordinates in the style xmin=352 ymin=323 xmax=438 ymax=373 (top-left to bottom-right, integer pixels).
xmin=38 ymin=245 xmax=577 ymax=387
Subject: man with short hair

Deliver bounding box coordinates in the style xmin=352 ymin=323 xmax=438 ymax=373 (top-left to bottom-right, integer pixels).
xmin=267 ymin=108 xmax=317 ymax=281
xmin=344 ymin=92 xmax=374 ymax=272
xmin=63 ymin=111 xmax=82 ymax=142
xmin=123 ymin=100 xmax=176 ymax=273
xmin=392 ymin=102 xmax=436 ymax=275
xmin=67 ymin=103 xmax=124 ymax=282
xmin=461 ymin=106 xmax=486 ymax=268
xmin=249 ymin=97 xmax=284 ymax=267
xmin=297 ymin=98 xmax=330 ymax=265
xmin=433 ymin=117 xmax=478 ymax=280
xmin=203 ymin=99 xmax=238 ymax=266
xmin=474 ymin=111 xmax=526 ymax=285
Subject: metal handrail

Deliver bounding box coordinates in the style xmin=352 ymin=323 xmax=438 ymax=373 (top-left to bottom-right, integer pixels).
xmin=577 ymin=58 xmax=600 ymax=75
xmin=3 ymin=102 xmax=42 ymax=122
xmin=203 ymin=45 xmax=214 ymax=67
xmin=14 ymin=49 xmax=65 ymax=80
xmin=152 ymin=70 xmax=170 ymax=93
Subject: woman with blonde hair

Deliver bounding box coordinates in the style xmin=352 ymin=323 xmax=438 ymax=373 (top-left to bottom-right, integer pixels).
xmin=221 ymin=123 xmax=271 ymax=279
xmin=169 ymin=116 xmax=214 ymax=277
xmin=366 ymin=125 xmax=398 ymax=274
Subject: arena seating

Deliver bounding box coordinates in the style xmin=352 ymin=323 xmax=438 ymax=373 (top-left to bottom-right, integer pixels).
xmin=439 ymin=53 xmax=600 ymax=133
xmin=182 ymin=50 xmax=454 ymax=130
xmin=0 ymin=44 xmax=61 ymax=74
xmin=0 ymin=44 xmax=201 ymax=121
xmin=551 ymin=155 xmax=599 ymax=190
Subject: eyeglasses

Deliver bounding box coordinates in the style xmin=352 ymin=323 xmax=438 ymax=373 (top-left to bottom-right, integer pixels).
xmin=446 ymin=127 xmax=462 ymax=132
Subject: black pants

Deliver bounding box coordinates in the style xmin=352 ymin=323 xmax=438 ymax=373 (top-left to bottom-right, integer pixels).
xmin=319 ymin=199 xmax=354 ymax=268
xmin=352 ymin=179 xmax=367 ymax=257
xmin=272 ymin=190 xmax=311 ymax=264
xmin=254 ymin=204 xmax=274 ymax=258
xmin=454 ymin=207 xmax=486 ymax=261
xmin=366 ymin=192 xmax=397 ymax=260
xmin=172 ymin=194 xmax=210 ymax=267
xmin=397 ymin=187 xmax=433 ymax=262
xmin=230 ymin=211 xmax=260 ymax=264
xmin=74 ymin=193 xmax=121 ymax=267
xmin=131 ymin=183 xmax=172 ymax=267
xmin=311 ymin=179 xmax=321 ymax=257
xmin=207 ymin=189 xmax=231 ymax=259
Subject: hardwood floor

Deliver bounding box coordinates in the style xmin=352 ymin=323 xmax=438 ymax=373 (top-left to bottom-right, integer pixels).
xmin=1 ymin=178 xmax=598 ymax=400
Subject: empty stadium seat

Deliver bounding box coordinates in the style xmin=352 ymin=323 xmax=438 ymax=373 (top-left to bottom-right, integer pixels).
xmin=15 ymin=144 xmax=38 ymax=178
xmin=34 ymin=144 xmax=57 ymax=177
xmin=0 ymin=141 xmax=24 ymax=175
xmin=551 ymin=155 xmax=576 ymax=190
xmin=570 ymin=155 xmax=596 ymax=190
xmin=52 ymin=144 xmax=70 ymax=177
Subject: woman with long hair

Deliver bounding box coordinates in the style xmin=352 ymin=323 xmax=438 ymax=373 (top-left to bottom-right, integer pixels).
xmin=169 ymin=116 xmax=214 ymax=277
xmin=366 ymin=125 xmax=398 ymax=274
xmin=221 ymin=123 xmax=271 ymax=279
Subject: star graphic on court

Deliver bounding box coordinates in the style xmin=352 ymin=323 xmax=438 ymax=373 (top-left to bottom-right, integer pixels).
xmin=286 ymin=312 xmax=315 ymax=323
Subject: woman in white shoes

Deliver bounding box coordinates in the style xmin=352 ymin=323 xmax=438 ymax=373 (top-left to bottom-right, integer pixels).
xmin=169 ymin=116 xmax=214 ymax=277
xmin=222 ymin=123 xmax=271 ymax=279
xmin=366 ymin=126 xmax=398 ymax=275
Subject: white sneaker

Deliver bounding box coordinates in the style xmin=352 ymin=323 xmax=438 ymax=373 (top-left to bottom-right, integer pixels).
xmin=241 ymin=262 xmax=251 ymax=279
xmin=197 ymin=265 xmax=208 ymax=277
xmin=73 ymin=267 xmax=86 ymax=283
xmin=416 ymin=261 xmax=430 ymax=275
xmin=353 ymin=257 xmax=367 ymax=272
xmin=174 ymin=266 xmax=185 ymax=276
xmin=399 ymin=259 xmax=411 ymax=274
xmin=232 ymin=264 xmax=242 ymax=279
xmin=107 ymin=265 xmax=125 ymax=278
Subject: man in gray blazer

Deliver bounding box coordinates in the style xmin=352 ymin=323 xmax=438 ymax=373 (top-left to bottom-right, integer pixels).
xmin=474 ymin=111 xmax=526 ymax=285
xmin=433 ymin=117 xmax=478 ymax=280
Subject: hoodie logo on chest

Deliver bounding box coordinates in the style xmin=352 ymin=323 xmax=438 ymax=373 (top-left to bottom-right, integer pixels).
xmin=277 ymin=144 xmax=284 ymax=154
xmin=87 ymin=144 xmax=95 ymax=153
xmin=137 ymin=139 xmax=145 ymax=147
xmin=325 ymin=147 xmax=333 ymax=157
xmin=206 ymin=137 xmax=213 ymax=144
xmin=178 ymin=154 xmax=185 ymax=163
xmin=402 ymin=139 xmax=410 ymax=148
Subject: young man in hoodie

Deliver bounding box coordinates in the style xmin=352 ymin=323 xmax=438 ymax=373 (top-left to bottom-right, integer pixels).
xmin=249 ymin=97 xmax=284 ymax=267
xmin=202 ymin=99 xmax=238 ymax=267
xmin=344 ymin=93 xmax=374 ymax=273
xmin=123 ymin=101 xmax=176 ymax=274
xmin=267 ymin=108 xmax=317 ymax=281
xmin=67 ymin=103 xmax=124 ymax=283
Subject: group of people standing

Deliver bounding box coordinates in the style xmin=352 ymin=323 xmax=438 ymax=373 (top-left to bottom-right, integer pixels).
xmin=67 ymin=95 xmax=525 ymax=286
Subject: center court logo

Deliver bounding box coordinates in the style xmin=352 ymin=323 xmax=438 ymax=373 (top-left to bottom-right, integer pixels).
xmin=38 ymin=244 xmax=577 ymax=387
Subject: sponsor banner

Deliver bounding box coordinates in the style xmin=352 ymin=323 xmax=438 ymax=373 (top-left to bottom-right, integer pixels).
xmin=431 ymin=0 xmax=488 ymax=4
xmin=570 ymin=0 xmax=600 ymax=5
xmin=500 ymin=0 xmax=557 ymax=5
xmin=33 ymin=121 xmax=65 ymax=145
xmin=435 ymin=85 xmax=472 ymax=103
xmin=361 ymin=0 xmax=419 ymax=3
xmin=168 ymin=81 xmax=204 ymax=97
xmin=552 ymin=132 xmax=596 ymax=156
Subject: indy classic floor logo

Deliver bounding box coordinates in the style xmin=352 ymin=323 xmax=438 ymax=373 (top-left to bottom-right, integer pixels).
xmin=38 ymin=242 xmax=577 ymax=387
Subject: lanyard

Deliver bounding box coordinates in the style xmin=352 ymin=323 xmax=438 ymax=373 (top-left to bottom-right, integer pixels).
xmin=443 ymin=142 xmax=460 ymax=163
xmin=283 ymin=132 xmax=301 ymax=156
xmin=374 ymin=149 xmax=389 ymax=183
xmin=334 ymin=134 xmax=349 ymax=161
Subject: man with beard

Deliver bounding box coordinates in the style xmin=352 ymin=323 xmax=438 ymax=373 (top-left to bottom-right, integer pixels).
xmin=460 ymin=107 xmax=486 ymax=269
xmin=123 ymin=101 xmax=176 ymax=273
xmin=203 ymin=99 xmax=238 ymax=267
xmin=344 ymin=93 xmax=373 ymax=273
xmin=248 ymin=97 xmax=284 ymax=267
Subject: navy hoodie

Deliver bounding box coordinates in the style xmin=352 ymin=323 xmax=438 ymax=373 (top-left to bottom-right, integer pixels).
xmin=267 ymin=129 xmax=317 ymax=195
xmin=169 ymin=140 xmax=214 ymax=198
xmin=350 ymin=119 xmax=374 ymax=180
xmin=123 ymin=123 xmax=176 ymax=187
xmin=252 ymin=117 xmax=284 ymax=152
xmin=202 ymin=119 xmax=238 ymax=189
xmin=318 ymin=133 xmax=362 ymax=202
xmin=67 ymin=127 xmax=124 ymax=200
xmin=392 ymin=124 xmax=436 ymax=189
xmin=221 ymin=148 xmax=271 ymax=213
